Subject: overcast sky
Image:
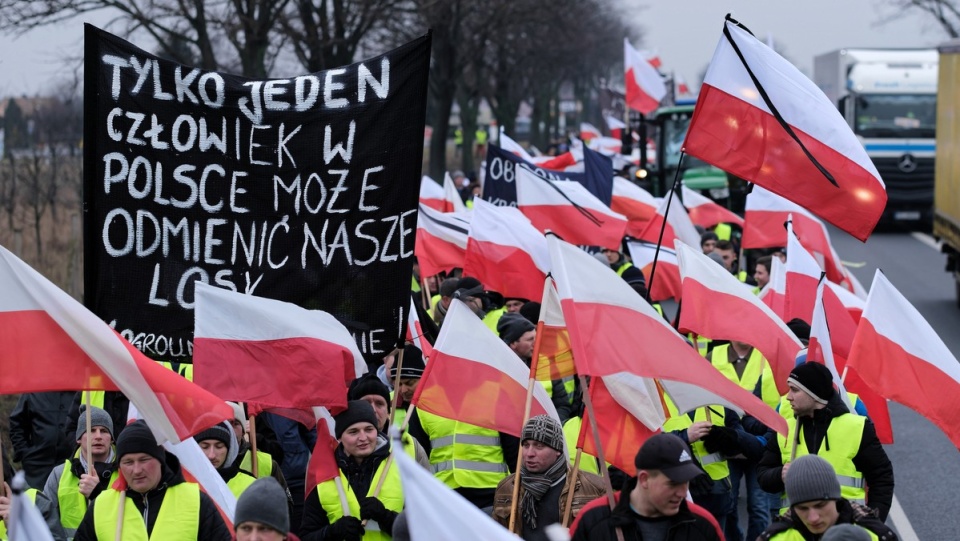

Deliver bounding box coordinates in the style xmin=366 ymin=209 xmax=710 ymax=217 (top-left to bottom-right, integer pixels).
xmin=0 ymin=1 xmax=951 ymax=97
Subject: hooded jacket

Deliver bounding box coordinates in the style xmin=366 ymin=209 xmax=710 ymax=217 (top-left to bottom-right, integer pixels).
xmin=73 ymin=452 xmax=232 ymax=540
xmin=758 ymin=499 xmax=898 ymax=540
xmin=756 ymin=393 xmax=894 ymax=521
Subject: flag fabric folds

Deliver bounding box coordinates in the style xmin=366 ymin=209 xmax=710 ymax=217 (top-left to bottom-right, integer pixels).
xmin=683 ymin=20 xmax=886 ymax=241
xmin=0 ymin=245 xmax=231 ymax=443
xmin=306 ymin=408 xmax=342 ymax=491
xmin=193 ymin=282 xmax=367 ymax=410
xmin=624 ymin=38 xmax=667 ymax=114
xmin=848 ymin=271 xmax=960 ymax=446
xmin=581 ymin=376 xmax=660 ymax=476
xmin=463 ymin=199 xmax=550 ymax=302
xmin=759 ymin=256 xmax=787 ymax=319
xmin=675 ymin=240 xmax=802 ymax=395
xmin=807 ymin=279 xmax=855 ymax=413
xmin=627 ymin=240 xmax=682 ymax=302
xmin=419 ymin=175 xmax=447 ymax=211
xmin=414 ymin=204 xmax=470 ymax=277
xmin=412 ymin=299 xmax=560 ymax=436
xmin=681 ymin=185 xmax=744 ymax=229
xmin=548 ymin=236 xmax=787 ymax=435
xmin=443 ymin=172 xmax=468 ymax=213
xmin=407 ymin=297 xmax=434 ymax=361
xmin=636 ymin=190 xmax=701 ymax=250
xmin=515 ymin=166 xmax=627 ymax=250
xmin=611 ymin=177 xmax=660 ymax=237
xmin=535 ymin=278 xmax=577 ymax=382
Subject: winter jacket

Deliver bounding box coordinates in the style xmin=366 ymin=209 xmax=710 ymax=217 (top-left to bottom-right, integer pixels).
xmin=73 ymin=452 xmax=231 ymax=540
xmin=492 ymin=466 xmax=605 ymax=538
xmin=9 ymin=392 xmax=77 ymax=488
xmin=42 ymin=453 xmax=117 ymax=538
xmin=758 ymin=499 xmax=898 ymax=540
xmin=756 ymin=393 xmax=894 ymax=521
xmin=569 ymin=477 xmax=722 ymax=541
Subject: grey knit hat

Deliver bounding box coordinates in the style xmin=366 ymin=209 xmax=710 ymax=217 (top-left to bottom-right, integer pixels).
xmin=521 ymin=415 xmax=565 ymax=453
xmin=785 ymin=454 xmax=841 ymax=506
xmin=497 ymin=312 xmax=535 ymax=345
xmin=76 ymin=405 xmax=114 ymax=441
xmin=234 ymin=477 xmax=290 ymax=534
xmin=821 ymin=524 xmax=872 ymax=541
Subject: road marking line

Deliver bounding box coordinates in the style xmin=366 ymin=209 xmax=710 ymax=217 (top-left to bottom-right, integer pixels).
xmin=889 ymin=494 xmax=919 ymax=541
xmin=911 ymin=231 xmax=941 ymax=251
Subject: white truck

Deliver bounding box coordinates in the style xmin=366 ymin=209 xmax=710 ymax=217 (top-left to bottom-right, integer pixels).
xmin=813 ymin=48 xmax=938 ymax=224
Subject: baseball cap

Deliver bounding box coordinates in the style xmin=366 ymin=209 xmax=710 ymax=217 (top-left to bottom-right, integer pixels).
xmin=634 ymin=433 xmax=704 ymax=483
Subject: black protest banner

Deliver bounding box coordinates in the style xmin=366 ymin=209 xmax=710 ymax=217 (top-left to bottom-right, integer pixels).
xmin=83 ymin=25 xmax=430 ymax=363
xmin=483 ymin=144 xmax=614 ymax=207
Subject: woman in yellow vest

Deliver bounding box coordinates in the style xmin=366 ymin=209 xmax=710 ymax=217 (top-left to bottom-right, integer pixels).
xmin=194 ymin=422 xmax=257 ymax=499
xmin=300 ymin=401 xmax=404 ymax=541
xmin=74 ymin=419 xmax=231 ymax=540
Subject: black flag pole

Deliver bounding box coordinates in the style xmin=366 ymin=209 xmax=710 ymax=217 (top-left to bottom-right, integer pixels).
xmin=645 ymin=152 xmax=686 ymax=304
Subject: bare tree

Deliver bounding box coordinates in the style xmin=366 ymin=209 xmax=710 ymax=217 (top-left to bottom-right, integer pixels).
xmin=880 ymin=0 xmax=960 ymax=37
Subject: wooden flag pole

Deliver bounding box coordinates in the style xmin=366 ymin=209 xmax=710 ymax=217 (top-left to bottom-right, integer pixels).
xmin=390 ymin=348 xmax=407 ymax=427
xmin=114 ymin=481 xmax=126 ymax=541
xmin=248 ymin=413 xmax=260 ymax=478
xmin=579 ymin=374 xmax=625 ymax=541
xmin=421 ymin=277 xmax=431 ymax=312
xmin=560 ymin=448 xmax=583 ymax=527
xmin=85 ymin=391 xmax=94 ymax=475
xmin=334 ymin=477 xmax=351 ymax=517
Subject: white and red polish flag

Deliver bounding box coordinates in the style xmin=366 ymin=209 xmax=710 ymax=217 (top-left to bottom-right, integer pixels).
xmin=580 ymin=122 xmax=602 ymax=141
xmin=681 ymin=184 xmax=745 ymax=229
xmin=0 ymin=245 xmax=231 ymax=443
xmin=849 ymin=271 xmax=960 ymax=447
xmin=547 ymin=235 xmax=788 ymax=434
xmin=515 ymin=166 xmax=627 ymax=250
xmin=827 ymin=280 xmax=865 ymax=322
xmin=499 ymin=131 xmax=536 ymax=162
xmin=531 ymin=151 xmax=579 ymax=170
xmin=627 ymin=240 xmax=682 ymax=302
xmin=414 ymin=203 xmax=470 ymax=277
xmin=676 ymin=74 xmax=692 ymax=97
xmin=644 ymin=49 xmax=663 ymax=69
xmin=675 ymin=240 xmax=802 ymax=395
xmin=443 ymin=172 xmax=467 ymax=213
xmin=413 ymin=299 xmax=560 ymax=434
xmin=193 ymin=282 xmax=367 ymax=410
xmin=534 ymin=278 xmax=576 ymax=382
xmin=611 ymin=176 xmax=660 ymax=237
xmin=783 ymin=219 xmax=859 ymax=358
xmin=406 ymin=298 xmax=434 ymax=361
xmin=306 ymin=407 xmax=342 ymax=491
xmin=581 ymin=375 xmax=661 ymax=476
xmin=606 ymin=116 xmax=627 ymax=140
xmin=624 ymin=38 xmax=667 ymax=114
xmin=463 ymin=199 xmax=550 ymax=303
xmin=419 ymin=175 xmax=447 ymax=212
xmin=807 ymin=279 xmax=855 ymax=412
xmin=636 ymin=189 xmax=701 ymax=250
xmin=683 ymin=20 xmax=886 ymax=241
xmin=759 ymin=255 xmax=787 ymax=319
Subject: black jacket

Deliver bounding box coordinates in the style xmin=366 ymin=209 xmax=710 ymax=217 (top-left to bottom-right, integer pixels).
xmin=570 ymin=477 xmax=721 ymax=541
xmin=758 ymin=499 xmax=898 ymax=540
xmin=756 ymin=393 xmax=894 ymax=521
xmin=73 ymin=452 xmax=231 ymax=540
xmin=9 ymin=392 xmax=77 ymax=488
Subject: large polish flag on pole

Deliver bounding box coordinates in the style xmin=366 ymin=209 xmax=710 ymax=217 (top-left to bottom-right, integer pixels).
xmin=463 ymin=199 xmax=550 ymax=302
xmin=848 ymin=271 xmax=960 ymax=447
xmin=681 ymin=184 xmax=744 ymax=229
xmin=627 ymin=240 xmax=682 ymax=302
xmin=636 ymin=190 xmax=702 ymax=250
xmin=548 ymin=235 xmax=787 ymax=434
xmin=412 ymin=299 xmax=560 ymax=435
xmin=193 ymin=283 xmax=367 ymax=411
xmin=808 ymin=279 xmax=855 ymax=412
xmin=675 ymin=240 xmax=802 ymax=395
xmin=611 ymin=176 xmax=660 ymax=237
xmin=414 ymin=203 xmax=470 ymax=277
xmin=515 ymin=166 xmax=627 ymax=250
xmin=0 ymin=246 xmax=232 ymax=443
xmin=625 ymin=38 xmax=667 ymax=114
xmin=683 ymin=18 xmax=886 ymax=241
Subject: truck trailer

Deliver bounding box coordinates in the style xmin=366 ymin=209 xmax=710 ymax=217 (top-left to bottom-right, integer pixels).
xmin=813 ymin=48 xmax=938 ymax=224
xmin=934 ymin=42 xmax=960 ymax=306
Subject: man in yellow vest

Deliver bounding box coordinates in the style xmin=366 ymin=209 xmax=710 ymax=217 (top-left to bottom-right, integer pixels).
xmin=195 ymin=422 xmax=257 ymax=499
xmin=757 ymin=455 xmax=896 ymax=540
xmin=756 ymin=362 xmax=894 ymax=521
xmin=300 ymin=401 xmax=403 ymax=541
xmin=74 ymin=419 xmax=231 ymax=540
xmin=235 ymin=477 xmax=301 ymax=541
xmin=43 ymin=405 xmax=117 ymax=540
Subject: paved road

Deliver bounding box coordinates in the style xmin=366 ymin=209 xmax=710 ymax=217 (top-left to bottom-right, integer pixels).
xmin=830 ymin=226 xmax=960 ymax=541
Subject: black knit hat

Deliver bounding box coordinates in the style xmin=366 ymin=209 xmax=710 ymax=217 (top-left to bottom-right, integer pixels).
xmin=785 ymin=454 xmax=841 ymax=506
xmin=788 ymin=362 xmax=835 ymax=405
xmin=348 ymin=373 xmax=391 ymax=408
xmin=497 ymin=312 xmax=535 ymax=344
xmin=193 ymin=423 xmax=232 ymax=447
xmin=389 ymin=344 xmax=426 ymax=380
xmin=115 ymin=420 xmax=164 ymax=463
xmin=234 ymin=477 xmax=290 ymax=534
xmin=334 ymin=400 xmax=380 ymax=439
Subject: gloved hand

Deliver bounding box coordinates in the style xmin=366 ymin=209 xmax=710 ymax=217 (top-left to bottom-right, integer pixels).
xmin=360 ymin=496 xmax=397 ymax=532
xmin=688 ymin=472 xmax=715 ymax=499
xmin=324 ymin=515 xmax=364 ymax=541
xmin=702 ymin=426 xmax=741 ymax=456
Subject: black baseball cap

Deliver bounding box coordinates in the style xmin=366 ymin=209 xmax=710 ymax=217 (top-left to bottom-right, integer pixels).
xmin=634 ymin=433 xmax=704 ymax=483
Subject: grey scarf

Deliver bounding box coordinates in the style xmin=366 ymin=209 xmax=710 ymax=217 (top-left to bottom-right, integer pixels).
xmin=518 ymin=455 xmax=567 ymax=531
